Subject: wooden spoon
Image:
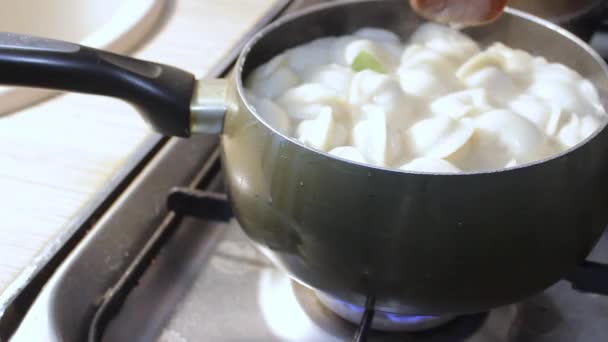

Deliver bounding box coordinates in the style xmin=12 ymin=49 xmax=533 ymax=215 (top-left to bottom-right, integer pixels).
xmin=410 ymin=0 xmax=509 ymax=27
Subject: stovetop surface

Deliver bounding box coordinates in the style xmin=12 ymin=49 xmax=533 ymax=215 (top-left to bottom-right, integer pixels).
xmin=100 ymin=203 xmax=608 ymax=342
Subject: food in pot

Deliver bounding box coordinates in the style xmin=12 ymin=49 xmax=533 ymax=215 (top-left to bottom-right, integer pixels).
xmin=245 ymin=23 xmax=607 ymax=173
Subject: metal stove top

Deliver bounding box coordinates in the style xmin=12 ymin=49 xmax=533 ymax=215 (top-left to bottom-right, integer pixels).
xmin=102 ymin=197 xmax=608 ymax=342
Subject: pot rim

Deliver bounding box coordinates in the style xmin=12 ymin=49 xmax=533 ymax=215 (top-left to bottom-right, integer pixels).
xmin=235 ymin=0 xmax=608 ymax=176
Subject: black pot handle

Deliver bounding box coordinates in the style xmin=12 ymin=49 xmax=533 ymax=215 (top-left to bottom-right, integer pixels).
xmin=0 ymin=32 xmax=195 ymax=137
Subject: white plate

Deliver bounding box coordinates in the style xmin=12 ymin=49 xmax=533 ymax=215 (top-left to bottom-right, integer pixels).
xmin=0 ymin=0 xmax=164 ymax=116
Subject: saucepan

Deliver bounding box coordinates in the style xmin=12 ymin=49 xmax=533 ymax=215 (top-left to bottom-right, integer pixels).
xmin=508 ymin=0 xmax=607 ymax=41
xmin=1 ymin=0 xmax=608 ymax=316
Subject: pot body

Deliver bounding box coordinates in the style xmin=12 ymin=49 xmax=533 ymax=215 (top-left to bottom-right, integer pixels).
xmin=221 ymin=0 xmax=608 ymax=315
xmin=509 ymin=0 xmax=606 ymax=41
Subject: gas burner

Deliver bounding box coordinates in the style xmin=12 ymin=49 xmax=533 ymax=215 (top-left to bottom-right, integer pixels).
xmin=315 ymin=292 xmax=455 ymax=332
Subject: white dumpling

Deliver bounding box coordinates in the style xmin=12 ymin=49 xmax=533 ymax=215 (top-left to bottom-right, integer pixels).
xmin=277 ymin=83 xmax=342 ymax=118
xmin=297 ymin=109 xmax=347 ymax=151
xmin=305 ymin=64 xmax=354 ymax=96
xmin=544 ymin=105 xmax=563 ymax=137
xmin=349 ymin=70 xmax=391 ymax=105
xmin=400 ymin=44 xmax=456 ymax=72
xmin=353 ymin=28 xmax=403 ymax=64
xmin=529 ymin=79 xmax=595 ymax=116
xmin=431 ymin=88 xmax=492 ymax=119
xmin=448 ymin=129 xmax=512 ymax=172
xmin=486 ymin=43 xmax=534 ymax=79
xmin=458 ymin=44 xmax=533 ymax=81
xmin=474 ymin=110 xmax=545 ymax=160
xmin=458 ymin=66 xmax=520 ymax=101
xmin=398 ymin=66 xmax=459 ymax=99
xmin=386 ymin=128 xmax=406 ymax=166
xmin=349 ymin=69 xmax=413 ymax=129
xmin=246 ymin=55 xmax=300 ymax=99
xmin=352 ymin=104 xmax=388 ymax=166
xmin=246 ymin=27 xmax=608 ymax=173
xmin=406 ymin=116 xmax=475 ymax=159
xmin=581 ymin=115 xmax=603 ymax=139
xmin=329 ymin=146 xmax=367 ymax=163
xmin=246 ymin=95 xmax=291 ymax=135
xmin=509 ymin=95 xmax=550 ymax=130
xmin=508 ymin=94 xmax=564 ymax=136
xmin=505 ymin=159 xmax=518 ymax=168
xmin=410 ymin=23 xmax=480 ymax=64
xmin=286 ymin=37 xmax=335 ymax=75
xmin=399 ymin=157 xmax=461 ymax=173
xmin=374 ymin=87 xmax=416 ymax=130
xmin=398 ymin=45 xmax=461 ymax=99
xmin=332 ymin=36 xmax=358 ymax=65
xmin=558 ymin=114 xmax=582 ymax=148
xmin=344 ymin=39 xmax=398 ymax=71
xmin=285 ymin=104 xmax=332 ymax=121
xmin=579 ymin=80 xmax=605 ymax=114
xmin=534 ymin=62 xmax=582 ymax=84
xmin=558 ymin=114 xmax=602 ymax=148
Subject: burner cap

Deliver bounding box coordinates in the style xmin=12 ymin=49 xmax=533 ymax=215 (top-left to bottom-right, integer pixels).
xmin=315 ymin=292 xmax=455 ymax=332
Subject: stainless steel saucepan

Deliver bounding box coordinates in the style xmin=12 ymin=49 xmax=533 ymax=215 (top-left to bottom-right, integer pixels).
xmin=508 ymin=0 xmax=607 ymax=41
xmin=1 ymin=0 xmax=608 ymax=316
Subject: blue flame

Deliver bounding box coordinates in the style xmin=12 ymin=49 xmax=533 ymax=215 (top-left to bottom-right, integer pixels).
xmin=335 ymin=298 xmax=437 ymax=323
xmin=385 ymin=313 xmax=438 ymax=324
xmin=342 ymin=301 xmax=365 ymax=313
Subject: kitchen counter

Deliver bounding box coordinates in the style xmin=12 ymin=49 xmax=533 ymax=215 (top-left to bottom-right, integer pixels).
xmin=0 ymin=0 xmax=288 ymax=302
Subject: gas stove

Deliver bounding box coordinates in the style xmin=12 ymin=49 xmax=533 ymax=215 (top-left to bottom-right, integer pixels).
xmin=99 ymin=180 xmax=608 ymax=342
xmin=3 ymin=1 xmax=608 ymax=341
xmin=9 ymin=152 xmax=608 ymax=342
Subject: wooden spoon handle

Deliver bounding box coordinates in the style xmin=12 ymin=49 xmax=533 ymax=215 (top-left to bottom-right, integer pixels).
xmin=410 ymin=0 xmax=509 ymax=27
